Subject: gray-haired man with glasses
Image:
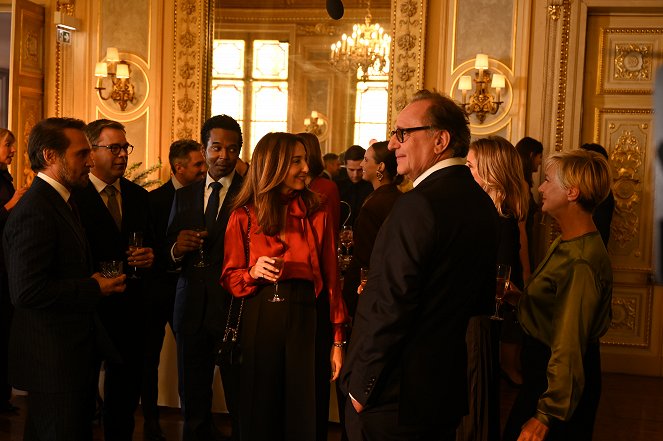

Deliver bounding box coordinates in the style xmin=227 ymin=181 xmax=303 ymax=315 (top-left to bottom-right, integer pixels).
xmin=340 ymin=90 xmax=499 ymax=440
xmin=71 ymin=118 xmax=155 ymax=441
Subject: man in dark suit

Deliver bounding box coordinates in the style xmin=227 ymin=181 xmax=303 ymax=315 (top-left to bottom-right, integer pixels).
xmin=3 ymin=117 xmax=126 ymax=440
xmin=167 ymin=115 xmax=243 ymax=441
xmin=72 ymin=119 xmax=155 ymax=441
xmin=335 ymin=145 xmax=373 ymax=227
xmin=340 ymin=90 xmax=499 ymax=440
xmin=142 ymin=139 xmax=206 ymax=441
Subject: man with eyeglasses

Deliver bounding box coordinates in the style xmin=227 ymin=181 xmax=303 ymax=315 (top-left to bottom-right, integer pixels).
xmin=167 ymin=114 xmax=243 ymax=441
xmin=340 ymin=90 xmax=499 ymax=440
xmin=72 ymin=118 xmax=155 ymax=441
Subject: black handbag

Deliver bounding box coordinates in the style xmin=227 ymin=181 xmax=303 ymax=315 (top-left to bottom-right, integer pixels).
xmin=215 ymin=206 xmax=250 ymax=367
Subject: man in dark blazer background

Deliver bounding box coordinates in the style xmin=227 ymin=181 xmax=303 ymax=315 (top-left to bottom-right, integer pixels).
xmin=340 ymin=90 xmax=499 ymax=440
xmin=72 ymin=119 xmax=155 ymax=441
xmin=142 ymin=139 xmax=206 ymax=441
xmin=167 ymin=115 xmax=243 ymax=441
xmin=3 ymin=117 xmax=126 ymax=440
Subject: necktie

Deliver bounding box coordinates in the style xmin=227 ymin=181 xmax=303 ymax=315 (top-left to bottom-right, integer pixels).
xmin=205 ymin=181 xmax=222 ymax=228
xmin=103 ymin=185 xmax=122 ymax=230
xmin=67 ymin=197 xmax=82 ymax=225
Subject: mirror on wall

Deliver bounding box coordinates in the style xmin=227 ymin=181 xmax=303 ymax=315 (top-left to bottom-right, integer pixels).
xmin=210 ymin=0 xmax=392 ymax=159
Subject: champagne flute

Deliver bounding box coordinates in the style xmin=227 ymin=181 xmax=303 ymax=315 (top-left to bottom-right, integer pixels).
xmin=359 ymin=267 xmax=369 ymax=294
xmin=268 ymin=256 xmax=285 ymax=303
xmin=490 ymin=263 xmax=511 ymax=321
xmin=193 ymin=227 xmax=207 ymax=268
xmin=128 ymin=232 xmax=143 ymax=279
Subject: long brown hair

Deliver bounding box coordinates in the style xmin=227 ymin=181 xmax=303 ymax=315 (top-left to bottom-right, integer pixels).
xmin=231 ymin=132 xmax=320 ymax=235
xmin=469 ymin=136 xmax=529 ymax=220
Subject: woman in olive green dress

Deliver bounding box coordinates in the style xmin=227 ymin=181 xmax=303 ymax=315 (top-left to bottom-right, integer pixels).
xmin=503 ymin=150 xmax=613 ymax=441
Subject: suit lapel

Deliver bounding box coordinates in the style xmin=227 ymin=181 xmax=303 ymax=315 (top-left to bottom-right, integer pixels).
xmin=34 ymin=178 xmax=88 ymax=252
xmin=208 ymin=173 xmax=242 ymax=244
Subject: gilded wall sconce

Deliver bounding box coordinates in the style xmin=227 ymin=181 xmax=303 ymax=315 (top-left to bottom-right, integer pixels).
xmin=94 ymin=48 xmax=135 ymax=111
xmin=458 ymin=54 xmax=506 ymax=124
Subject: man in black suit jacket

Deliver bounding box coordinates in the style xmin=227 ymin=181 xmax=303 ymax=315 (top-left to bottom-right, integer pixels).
xmin=335 ymin=145 xmax=373 ymax=228
xmin=167 ymin=115 xmax=243 ymax=441
xmin=340 ymin=91 xmax=499 ymax=440
xmin=142 ymin=139 xmax=206 ymax=441
xmin=72 ymin=119 xmax=155 ymax=441
xmin=3 ymin=117 xmax=125 ymax=440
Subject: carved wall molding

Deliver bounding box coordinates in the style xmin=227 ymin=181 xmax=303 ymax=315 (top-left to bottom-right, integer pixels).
xmin=611 ymin=129 xmax=643 ymax=247
xmin=597 ymin=27 xmax=663 ymax=95
xmin=171 ymin=0 xmax=209 ymax=140
xmin=552 ymin=0 xmax=570 ymax=152
xmin=602 ymin=284 xmax=653 ymax=349
xmin=389 ymin=0 xmax=427 ymax=124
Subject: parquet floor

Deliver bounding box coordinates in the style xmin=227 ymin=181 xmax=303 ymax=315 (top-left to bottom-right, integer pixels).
xmin=0 ymin=373 xmax=661 ymax=440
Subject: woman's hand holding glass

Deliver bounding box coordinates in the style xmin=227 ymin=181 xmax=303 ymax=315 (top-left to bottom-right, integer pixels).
xmin=250 ymin=256 xmax=284 ymax=282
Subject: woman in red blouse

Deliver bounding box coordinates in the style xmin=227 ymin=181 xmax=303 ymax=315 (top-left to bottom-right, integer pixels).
xmin=221 ymin=132 xmax=348 ymax=441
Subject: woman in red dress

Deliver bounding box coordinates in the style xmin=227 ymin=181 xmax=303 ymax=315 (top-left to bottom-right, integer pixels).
xmin=221 ymin=132 xmax=348 ymax=441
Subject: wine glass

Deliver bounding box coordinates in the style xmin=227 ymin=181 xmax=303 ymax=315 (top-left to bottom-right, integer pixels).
xmin=192 ymin=227 xmax=207 ymax=268
xmin=100 ymin=260 xmax=123 ymax=278
xmin=490 ymin=263 xmax=511 ymax=321
xmin=267 ymin=256 xmax=285 ymax=303
xmin=128 ymin=232 xmax=143 ymax=279
xmin=338 ymin=225 xmax=353 ymax=272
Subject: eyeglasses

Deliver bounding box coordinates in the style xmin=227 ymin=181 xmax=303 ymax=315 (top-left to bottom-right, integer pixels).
xmin=389 ymin=126 xmax=433 ymax=143
xmin=92 ymin=143 xmax=134 ymax=155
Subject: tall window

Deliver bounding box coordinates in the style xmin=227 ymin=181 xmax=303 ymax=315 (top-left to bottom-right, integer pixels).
xmin=354 ymin=68 xmax=389 ymax=146
xmin=211 ymin=39 xmax=289 ymax=155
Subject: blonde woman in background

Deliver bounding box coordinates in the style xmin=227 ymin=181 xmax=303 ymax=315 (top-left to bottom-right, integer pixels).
xmin=459 ymin=136 xmax=529 ymax=441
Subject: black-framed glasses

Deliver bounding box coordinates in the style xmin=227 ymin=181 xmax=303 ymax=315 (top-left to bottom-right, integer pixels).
xmin=92 ymin=143 xmax=134 ymax=155
xmin=389 ymin=126 xmax=433 ymax=143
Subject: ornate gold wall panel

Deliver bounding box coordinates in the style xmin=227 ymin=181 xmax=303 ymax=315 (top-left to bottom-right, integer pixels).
xmin=101 ymin=0 xmax=151 ymax=63
xmin=598 ymin=27 xmax=663 ymax=95
xmin=389 ymin=0 xmax=427 ymax=124
xmin=602 ymin=283 xmax=653 ymax=349
xmin=171 ymin=0 xmax=210 ymax=140
xmin=595 ymin=108 xmax=653 ymax=267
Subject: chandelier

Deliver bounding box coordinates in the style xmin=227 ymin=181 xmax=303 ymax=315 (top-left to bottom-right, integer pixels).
xmin=329 ymin=0 xmax=391 ymax=81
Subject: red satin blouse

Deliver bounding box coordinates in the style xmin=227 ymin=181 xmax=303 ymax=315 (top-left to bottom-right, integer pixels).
xmin=220 ymin=195 xmax=348 ymax=341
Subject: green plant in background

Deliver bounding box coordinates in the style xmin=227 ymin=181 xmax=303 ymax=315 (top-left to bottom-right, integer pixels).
xmin=124 ymin=161 xmax=162 ymax=189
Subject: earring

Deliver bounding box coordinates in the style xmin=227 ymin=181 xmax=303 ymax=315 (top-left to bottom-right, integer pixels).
xmin=376 ymin=170 xmax=384 ymax=182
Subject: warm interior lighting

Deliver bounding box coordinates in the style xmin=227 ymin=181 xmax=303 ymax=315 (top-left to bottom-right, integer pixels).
xmin=94 ymin=47 xmax=135 ymax=111
xmin=458 ymin=54 xmax=506 ymax=124
xmin=329 ymin=0 xmax=391 ymax=81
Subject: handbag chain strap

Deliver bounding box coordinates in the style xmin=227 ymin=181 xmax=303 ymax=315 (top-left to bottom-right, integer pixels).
xmin=222 ymin=206 xmax=250 ymax=343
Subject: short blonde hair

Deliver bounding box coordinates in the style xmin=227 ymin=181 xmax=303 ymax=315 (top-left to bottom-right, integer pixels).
xmin=545 ymin=149 xmax=612 ymax=213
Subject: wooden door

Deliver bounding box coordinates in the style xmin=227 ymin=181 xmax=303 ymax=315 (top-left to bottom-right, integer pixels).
xmin=582 ymin=13 xmax=663 ymax=376
xmin=8 ymin=0 xmax=44 ymax=187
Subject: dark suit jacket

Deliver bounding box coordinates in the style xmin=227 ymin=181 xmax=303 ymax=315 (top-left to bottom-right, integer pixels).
xmin=72 ymin=177 xmax=151 ymax=344
xmin=167 ymin=174 xmax=243 ymax=337
xmin=3 ymin=177 xmax=113 ymax=393
xmin=336 ymin=178 xmax=373 ymax=228
xmin=340 ymin=165 xmax=499 ymax=427
xmin=147 ymin=179 xmax=179 ymax=302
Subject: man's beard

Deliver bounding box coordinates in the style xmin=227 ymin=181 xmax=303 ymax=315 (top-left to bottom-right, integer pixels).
xmin=58 ymin=158 xmax=88 ymax=190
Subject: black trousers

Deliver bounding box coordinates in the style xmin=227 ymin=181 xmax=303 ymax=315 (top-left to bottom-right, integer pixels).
xmin=141 ymin=276 xmax=177 ymax=421
xmin=239 ymin=280 xmax=331 ymax=441
xmin=176 ymin=325 xmax=239 ymax=441
xmin=503 ymin=336 xmax=602 ymax=441
xmin=97 ymin=293 xmax=145 ymax=441
xmin=25 ymin=389 xmax=93 ymax=441
xmin=344 ymin=400 xmax=459 ymax=441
